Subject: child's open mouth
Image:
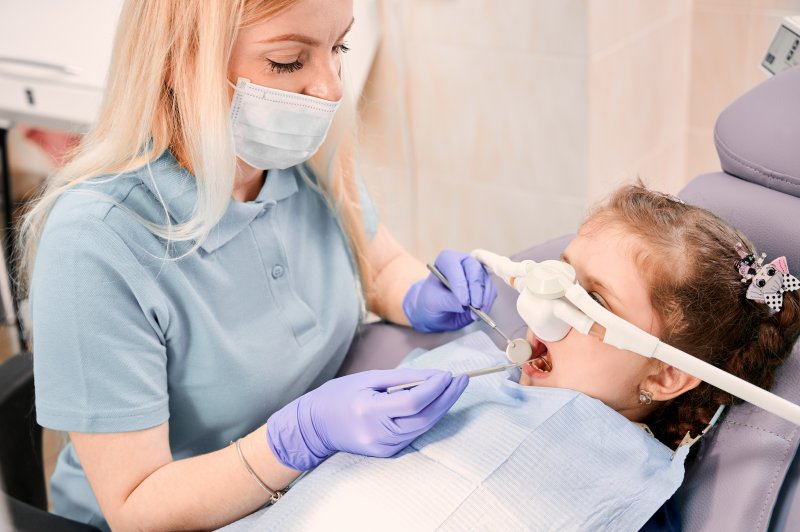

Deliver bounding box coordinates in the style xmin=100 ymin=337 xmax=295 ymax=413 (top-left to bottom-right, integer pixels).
xmin=524 ymin=336 xmax=552 ymax=374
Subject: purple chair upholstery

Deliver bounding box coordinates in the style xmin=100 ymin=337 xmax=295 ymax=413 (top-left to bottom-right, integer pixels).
xmin=672 ymin=65 xmax=800 ymax=532
xmin=339 ymin=65 xmax=800 ymax=530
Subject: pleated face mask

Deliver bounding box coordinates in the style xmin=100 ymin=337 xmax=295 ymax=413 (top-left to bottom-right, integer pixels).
xmin=229 ymin=78 xmax=341 ymax=170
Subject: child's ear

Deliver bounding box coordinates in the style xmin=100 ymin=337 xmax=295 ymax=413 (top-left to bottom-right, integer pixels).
xmin=642 ymin=365 xmax=701 ymax=401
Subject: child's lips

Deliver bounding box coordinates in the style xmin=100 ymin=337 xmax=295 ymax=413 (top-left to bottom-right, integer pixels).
xmin=524 ymin=336 xmax=552 ymax=375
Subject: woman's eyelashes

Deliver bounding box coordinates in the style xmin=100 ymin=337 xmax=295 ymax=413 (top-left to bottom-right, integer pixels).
xmin=266 ymin=43 xmax=350 ymax=74
xmin=267 ymin=59 xmax=303 ymax=74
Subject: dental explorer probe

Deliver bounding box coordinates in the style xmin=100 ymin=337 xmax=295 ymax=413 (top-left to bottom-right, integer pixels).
xmin=425 ymin=264 xmax=533 ymax=364
xmin=386 ymin=362 xmax=524 ymax=394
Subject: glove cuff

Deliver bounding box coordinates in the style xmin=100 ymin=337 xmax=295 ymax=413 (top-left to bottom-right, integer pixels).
xmin=267 ymin=397 xmax=331 ymax=471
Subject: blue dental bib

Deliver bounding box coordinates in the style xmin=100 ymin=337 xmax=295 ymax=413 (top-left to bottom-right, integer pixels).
xmin=223 ymin=332 xmax=690 ymax=531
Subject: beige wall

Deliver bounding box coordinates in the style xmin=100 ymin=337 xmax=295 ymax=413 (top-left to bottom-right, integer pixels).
xmin=359 ymin=0 xmax=590 ymax=260
xmin=358 ymin=0 xmax=800 ymax=260
xmin=587 ymin=1 xmax=693 ymax=200
xmin=687 ymin=0 xmax=800 ymax=178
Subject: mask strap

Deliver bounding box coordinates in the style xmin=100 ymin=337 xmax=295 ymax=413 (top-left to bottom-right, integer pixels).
xmin=228 ymin=77 xmax=248 ymax=90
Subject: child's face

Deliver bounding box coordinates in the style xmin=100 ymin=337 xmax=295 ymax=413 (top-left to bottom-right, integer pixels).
xmin=518 ymin=222 xmax=660 ymax=420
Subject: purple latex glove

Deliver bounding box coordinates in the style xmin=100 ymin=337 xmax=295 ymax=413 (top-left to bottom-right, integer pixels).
xmin=267 ymin=368 xmax=468 ymax=471
xmin=403 ymin=249 xmax=498 ymax=333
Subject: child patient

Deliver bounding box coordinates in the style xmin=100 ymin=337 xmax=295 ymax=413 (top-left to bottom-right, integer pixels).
xmin=223 ymin=185 xmax=800 ymax=531
xmin=519 ymin=185 xmax=799 ymax=449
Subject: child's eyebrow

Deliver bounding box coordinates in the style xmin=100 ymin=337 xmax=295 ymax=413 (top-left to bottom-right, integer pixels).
xmin=560 ymin=251 xmax=611 ymax=295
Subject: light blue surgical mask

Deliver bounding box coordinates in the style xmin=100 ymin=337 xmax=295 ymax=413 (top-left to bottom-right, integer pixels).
xmin=229 ymin=78 xmax=341 ymax=171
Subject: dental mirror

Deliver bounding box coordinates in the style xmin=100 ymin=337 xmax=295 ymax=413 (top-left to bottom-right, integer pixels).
xmin=505 ymin=338 xmax=532 ymax=363
xmin=426 ymin=263 xmax=534 ymax=365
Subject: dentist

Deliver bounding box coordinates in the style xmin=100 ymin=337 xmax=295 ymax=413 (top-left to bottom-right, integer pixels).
xmin=21 ymin=0 xmax=496 ymax=530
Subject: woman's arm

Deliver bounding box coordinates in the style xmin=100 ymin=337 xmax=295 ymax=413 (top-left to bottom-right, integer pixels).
xmin=71 ymin=422 xmax=300 ymax=531
xmin=363 ymin=223 xmax=428 ymax=324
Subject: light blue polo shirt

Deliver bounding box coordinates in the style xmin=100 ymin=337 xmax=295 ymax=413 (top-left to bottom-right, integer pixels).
xmin=31 ymin=150 xmax=378 ymax=529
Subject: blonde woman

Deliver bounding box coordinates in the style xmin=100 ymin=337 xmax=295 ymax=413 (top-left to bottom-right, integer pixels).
xmin=20 ymin=1 xmax=496 ymax=529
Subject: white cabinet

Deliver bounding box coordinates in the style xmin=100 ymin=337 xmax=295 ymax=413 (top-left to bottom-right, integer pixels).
xmin=0 ymin=0 xmax=123 ymax=130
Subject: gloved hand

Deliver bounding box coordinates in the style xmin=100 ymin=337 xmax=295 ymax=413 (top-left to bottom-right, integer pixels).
xmin=267 ymin=368 xmax=468 ymax=471
xmin=403 ymin=249 xmax=498 ymax=332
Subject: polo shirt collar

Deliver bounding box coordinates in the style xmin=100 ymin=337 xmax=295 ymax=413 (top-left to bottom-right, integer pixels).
xmin=138 ymin=150 xmax=299 ymax=253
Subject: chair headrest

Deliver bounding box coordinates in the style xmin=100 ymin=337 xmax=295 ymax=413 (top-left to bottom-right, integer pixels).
xmin=715 ymin=66 xmax=800 ymax=198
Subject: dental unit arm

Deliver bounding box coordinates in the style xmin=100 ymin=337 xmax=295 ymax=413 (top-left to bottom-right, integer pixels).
xmin=472 ymin=249 xmax=800 ymax=427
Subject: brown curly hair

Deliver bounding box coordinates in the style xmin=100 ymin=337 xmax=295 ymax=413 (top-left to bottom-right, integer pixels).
xmin=588 ymin=184 xmax=800 ymax=449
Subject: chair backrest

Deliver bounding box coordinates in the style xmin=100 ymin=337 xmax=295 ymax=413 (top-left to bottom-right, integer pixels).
xmin=671 ymin=65 xmax=800 ymax=532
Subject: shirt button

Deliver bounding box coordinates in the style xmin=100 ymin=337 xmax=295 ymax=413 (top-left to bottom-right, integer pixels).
xmin=271 ymin=265 xmax=285 ymax=279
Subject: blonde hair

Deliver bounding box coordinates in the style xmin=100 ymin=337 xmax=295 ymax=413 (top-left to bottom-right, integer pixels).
xmin=17 ymin=0 xmax=371 ymax=299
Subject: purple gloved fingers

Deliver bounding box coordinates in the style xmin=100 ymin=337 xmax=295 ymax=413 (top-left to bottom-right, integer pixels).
xmin=357 ymin=367 xmax=449 ymax=392
xmin=375 ymin=371 xmax=453 ymax=417
xmin=434 ymin=250 xmax=472 ymax=307
xmin=461 ymin=256 xmax=487 ymax=310
xmin=404 ymin=249 xmax=498 ymax=333
xmin=388 ymin=374 xmax=469 ymax=434
xmin=402 ymin=279 xmax=464 ymax=333
xmin=266 ymin=369 xmax=466 ymax=471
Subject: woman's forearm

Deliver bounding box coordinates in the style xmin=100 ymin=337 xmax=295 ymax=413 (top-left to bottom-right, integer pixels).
xmin=363 ymin=225 xmax=428 ymax=324
xmin=368 ymin=251 xmax=427 ymax=324
xmin=115 ymin=425 xmax=299 ymax=531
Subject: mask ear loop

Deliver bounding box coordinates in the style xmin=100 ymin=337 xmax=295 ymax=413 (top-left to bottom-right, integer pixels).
xmin=228 ymin=77 xmax=248 ymax=90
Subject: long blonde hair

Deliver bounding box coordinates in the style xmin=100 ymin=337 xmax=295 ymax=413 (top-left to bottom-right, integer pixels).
xmin=17 ymin=0 xmax=371 ymax=298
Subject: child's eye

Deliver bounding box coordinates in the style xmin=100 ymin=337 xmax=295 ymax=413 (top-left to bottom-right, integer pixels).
xmin=589 ymin=292 xmax=609 ymax=309
xmin=333 ymin=42 xmax=350 ymax=54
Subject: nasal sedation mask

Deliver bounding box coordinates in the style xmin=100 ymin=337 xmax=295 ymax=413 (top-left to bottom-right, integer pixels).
xmin=471 ymin=249 xmax=800 ymax=426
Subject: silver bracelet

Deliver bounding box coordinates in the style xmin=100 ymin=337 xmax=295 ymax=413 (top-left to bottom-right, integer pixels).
xmin=231 ymin=438 xmax=286 ymax=504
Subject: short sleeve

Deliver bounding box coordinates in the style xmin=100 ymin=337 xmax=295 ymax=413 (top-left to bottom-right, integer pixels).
xmin=31 ymin=213 xmax=170 ymax=433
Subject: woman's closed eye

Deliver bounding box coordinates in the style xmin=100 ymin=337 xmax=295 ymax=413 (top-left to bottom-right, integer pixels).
xmin=267 ymin=43 xmax=350 ymax=74
xmin=267 ymin=58 xmax=303 ymax=74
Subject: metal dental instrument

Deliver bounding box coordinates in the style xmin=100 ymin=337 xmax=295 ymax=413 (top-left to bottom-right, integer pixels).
xmin=385 ymin=264 xmax=546 ymax=395
xmin=425 ymin=263 xmax=533 ymax=364
xmin=386 ymin=362 xmax=524 ymax=394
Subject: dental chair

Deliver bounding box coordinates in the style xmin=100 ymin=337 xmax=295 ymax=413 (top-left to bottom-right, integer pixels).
xmin=340 ymin=64 xmax=800 ymax=531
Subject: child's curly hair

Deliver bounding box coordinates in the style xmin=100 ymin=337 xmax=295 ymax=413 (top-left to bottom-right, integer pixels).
xmin=588 ymin=184 xmax=800 ymax=449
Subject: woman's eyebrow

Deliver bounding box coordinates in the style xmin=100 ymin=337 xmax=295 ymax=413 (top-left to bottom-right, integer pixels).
xmin=259 ymin=17 xmax=355 ymax=46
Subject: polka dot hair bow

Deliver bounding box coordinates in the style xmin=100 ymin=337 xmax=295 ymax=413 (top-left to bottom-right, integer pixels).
xmin=737 ymin=246 xmax=800 ymax=312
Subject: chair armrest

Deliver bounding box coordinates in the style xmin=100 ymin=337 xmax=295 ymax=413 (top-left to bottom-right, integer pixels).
xmin=0 ymin=353 xmax=46 ymax=510
xmin=3 ymin=493 xmax=101 ymax=532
